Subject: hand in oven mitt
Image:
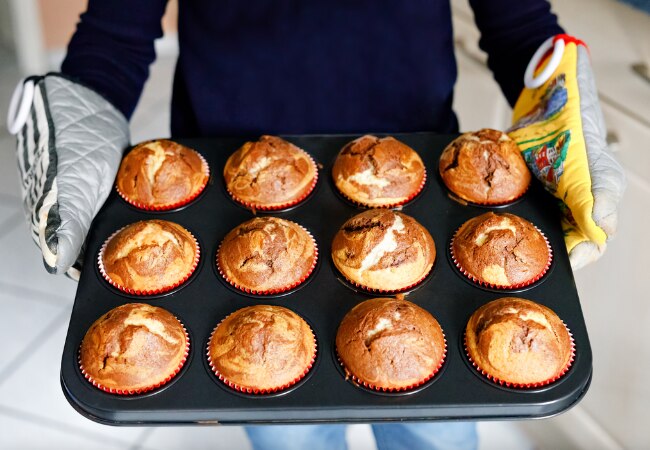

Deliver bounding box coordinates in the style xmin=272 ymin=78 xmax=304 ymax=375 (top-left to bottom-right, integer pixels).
xmin=508 ymin=35 xmax=626 ymax=270
xmin=6 ymin=74 xmax=128 ymax=279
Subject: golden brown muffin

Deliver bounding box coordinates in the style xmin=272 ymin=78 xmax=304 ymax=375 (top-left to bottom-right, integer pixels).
xmin=207 ymin=305 xmax=316 ymax=393
xmin=336 ymin=298 xmax=446 ymax=391
xmin=79 ymin=303 xmax=188 ymax=393
xmin=331 ymin=210 xmax=435 ymax=291
xmin=451 ymin=212 xmax=550 ymax=288
xmin=116 ymin=139 xmax=209 ymax=209
xmin=217 ymin=217 xmax=317 ymax=294
xmin=332 ymin=135 xmax=426 ymax=207
xmin=439 ymin=129 xmax=531 ymax=204
xmin=100 ymin=220 xmax=198 ymax=293
xmin=223 ymin=135 xmax=318 ymax=209
xmin=465 ymin=297 xmax=574 ymax=386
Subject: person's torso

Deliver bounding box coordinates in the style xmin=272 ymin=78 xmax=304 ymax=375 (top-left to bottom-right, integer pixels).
xmin=172 ymin=0 xmax=458 ymax=137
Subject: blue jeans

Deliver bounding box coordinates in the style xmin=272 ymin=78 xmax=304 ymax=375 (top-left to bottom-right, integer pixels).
xmin=245 ymin=422 xmax=477 ymax=450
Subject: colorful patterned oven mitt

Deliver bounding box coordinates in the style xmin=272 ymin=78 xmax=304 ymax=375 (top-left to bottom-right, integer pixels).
xmin=6 ymin=74 xmax=129 ymax=279
xmin=508 ymin=35 xmax=626 ymax=270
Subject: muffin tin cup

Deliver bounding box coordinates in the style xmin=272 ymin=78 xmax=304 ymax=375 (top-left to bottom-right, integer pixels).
xmin=334 ymin=169 xmax=428 ymax=209
xmin=115 ymin=153 xmax=210 ymax=212
xmin=216 ymin=225 xmax=319 ymax=296
xmin=225 ymin=153 xmax=319 ymax=212
xmin=78 ymin=321 xmax=190 ymax=396
xmin=205 ymin=314 xmax=317 ymax=395
xmin=335 ymin=334 xmax=447 ymax=393
xmin=440 ymin=176 xmax=531 ymax=208
xmin=449 ymin=225 xmax=553 ymax=291
xmin=463 ymin=324 xmax=576 ymax=389
xmin=335 ymin=262 xmax=434 ymax=295
xmin=97 ymin=225 xmax=201 ymax=296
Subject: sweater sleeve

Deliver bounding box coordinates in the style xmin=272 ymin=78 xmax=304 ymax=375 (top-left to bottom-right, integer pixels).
xmin=467 ymin=0 xmax=564 ymax=106
xmin=61 ymin=0 xmax=169 ymax=119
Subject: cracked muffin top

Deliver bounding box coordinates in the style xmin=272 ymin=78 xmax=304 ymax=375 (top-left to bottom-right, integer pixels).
xmin=331 ymin=210 xmax=435 ymax=291
xmin=223 ymin=135 xmax=317 ymax=209
xmin=332 ymin=135 xmax=425 ymax=207
xmin=336 ymin=298 xmax=445 ymax=390
xmin=79 ymin=303 xmax=188 ymax=392
xmin=116 ymin=139 xmax=208 ymax=209
xmin=439 ymin=129 xmax=530 ymax=204
xmin=452 ymin=212 xmax=549 ymax=287
xmin=208 ymin=305 xmax=316 ymax=392
xmin=466 ymin=297 xmax=573 ymax=385
xmin=101 ymin=220 xmax=197 ymax=293
xmin=217 ymin=217 xmax=316 ymax=293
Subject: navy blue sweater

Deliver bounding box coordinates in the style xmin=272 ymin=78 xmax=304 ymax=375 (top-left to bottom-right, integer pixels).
xmin=61 ymin=0 xmax=562 ymax=137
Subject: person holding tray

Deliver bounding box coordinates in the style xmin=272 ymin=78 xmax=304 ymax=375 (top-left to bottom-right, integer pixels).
xmin=5 ymin=0 xmax=625 ymax=449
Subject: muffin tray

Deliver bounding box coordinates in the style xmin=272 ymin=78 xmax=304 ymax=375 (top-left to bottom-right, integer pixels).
xmin=60 ymin=133 xmax=592 ymax=424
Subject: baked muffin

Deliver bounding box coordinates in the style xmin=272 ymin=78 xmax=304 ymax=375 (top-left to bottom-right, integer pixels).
xmin=332 ymin=135 xmax=426 ymax=207
xmin=207 ymin=305 xmax=316 ymax=394
xmin=223 ymin=135 xmax=318 ymax=210
xmin=79 ymin=303 xmax=189 ymax=394
xmin=465 ymin=297 xmax=574 ymax=387
xmin=336 ymin=298 xmax=446 ymax=391
xmin=332 ymin=210 xmax=435 ymax=292
xmin=116 ymin=139 xmax=209 ymax=210
xmin=439 ymin=129 xmax=530 ymax=204
xmin=217 ymin=217 xmax=317 ymax=294
xmin=100 ymin=220 xmax=199 ymax=294
xmin=451 ymin=212 xmax=550 ymax=288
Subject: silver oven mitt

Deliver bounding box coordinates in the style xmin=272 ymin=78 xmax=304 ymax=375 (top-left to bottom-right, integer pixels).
xmin=6 ymin=74 xmax=129 ymax=280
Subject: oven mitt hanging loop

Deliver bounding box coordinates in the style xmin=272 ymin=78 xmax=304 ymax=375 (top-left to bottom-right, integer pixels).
xmin=6 ymin=74 xmax=129 ymax=279
xmin=508 ymin=34 xmax=626 ymax=270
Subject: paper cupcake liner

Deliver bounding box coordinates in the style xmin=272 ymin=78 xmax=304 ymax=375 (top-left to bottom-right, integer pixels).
xmin=226 ymin=153 xmax=319 ymax=212
xmin=79 ymin=321 xmax=190 ymax=395
xmin=116 ymin=153 xmax=210 ymax=211
xmin=464 ymin=324 xmax=575 ymax=389
xmin=336 ymin=169 xmax=427 ymax=209
xmin=206 ymin=314 xmax=317 ymax=395
xmin=337 ymin=263 xmax=433 ymax=295
xmin=449 ymin=225 xmax=552 ymax=290
xmin=336 ymin=333 xmax=447 ymax=392
xmin=98 ymin=225 xmax=201 ymax=296
xmin=441 ymin=175 xmax=530 ymax=208
xmin=216 ymin=225 xmax=318 ymax=296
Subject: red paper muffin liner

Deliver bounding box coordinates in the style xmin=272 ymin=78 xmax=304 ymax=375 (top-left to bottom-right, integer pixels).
xmin=79 ymin=321 xmax=190 ymax=395
xmin=336 ymin=333 xmax=447 ymax=392
xmin=98 ymin=225 xmax=201 ymax=296
xmin=464 ymin=323 xmax=575 ymax=389
xmin=216 ymin=224 xmax=318 ymax=296
xmin=449 ymin=225 xmax=552 ymax=290
xmin=337 ymin=261 xmax=433 ymax=295
xmin=336 ymin=169 xmax=428 ymax=209
xmin=206 ymin=314 xmax=317 ymax=395
xmin=226 ymin=153 xmax=319 ymax=212
xmin=115 ymin=152 xmax=210 ymax=211
xmin=441 ymin=175 xmax=530 ymax=208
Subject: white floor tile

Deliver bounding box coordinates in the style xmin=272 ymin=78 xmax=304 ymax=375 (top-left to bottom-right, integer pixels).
xmin=140 ymin=425 xmax=252 ymax=450
xmin=0 ymin=289 xmax=66 ymax=376
xmin=571 ymin=172 xmax=650 ymax=449
xmin=0 ymin=222 xmax=78 ymax=300
xmin=0 ymin=316 xmax=148 ymax=445
xmin=0 ymin=136 xmax=22 ymax=199
xmin=0 ymin=410 xmax=126 ymax=450
xmin=347 ymin=424 xmax=377 ymax=450
xmin=477 ymin=422 xmax=535 ymax=450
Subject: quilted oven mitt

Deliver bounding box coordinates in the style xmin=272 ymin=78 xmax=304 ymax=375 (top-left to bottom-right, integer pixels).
xmin=6 ymin=74 xmax=129 ymax=279
xmin=508 ymin=35 xmax=626 ymax=270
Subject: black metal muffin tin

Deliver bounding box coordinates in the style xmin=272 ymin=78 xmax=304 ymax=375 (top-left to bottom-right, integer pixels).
xmin=60 ymin=133 xmax=592 ymax=425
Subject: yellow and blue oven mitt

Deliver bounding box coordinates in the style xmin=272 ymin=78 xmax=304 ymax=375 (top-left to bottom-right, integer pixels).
xmin=508 ymin=34 xmax=626 ymax=269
